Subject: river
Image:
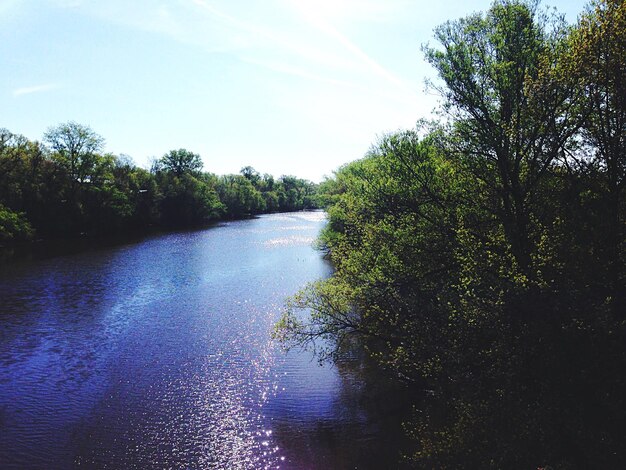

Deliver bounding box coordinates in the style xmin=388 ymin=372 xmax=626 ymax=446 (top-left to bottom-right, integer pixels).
xmin=0 ymin=211 xmax=406 ymax=469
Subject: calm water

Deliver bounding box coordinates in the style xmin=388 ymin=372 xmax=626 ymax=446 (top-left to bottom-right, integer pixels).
xmin=0 ymin=212 xmax=405 ymax=469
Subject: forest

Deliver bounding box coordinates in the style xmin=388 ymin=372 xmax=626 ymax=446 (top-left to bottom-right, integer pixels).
xmin=276 ymin=0 xmax=626 ymax=467
xmin=0 ymin=122 xmax=319 ymax=252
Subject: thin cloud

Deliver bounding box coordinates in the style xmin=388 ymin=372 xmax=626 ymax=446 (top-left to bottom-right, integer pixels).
xmin=189 ymin=1 xmax=421 ymax=111
xmin=240 ymin=57 xmax=363 ymax=90
xmin=69 ymin=0 xmax=420 ymax=108
xmin=191 ymin=0 xmax=420 ymax=101
xmin=242 ymin=56 xmax=420 ymax=107
xmin=287 ymin=1 xmax=420 ymax=100
xmin=189 ymin=0 xmax=352 ymax=70
xmin=0 ymin=0 xmax=26 ymax=27
xmin=80 ymin=0 xmax=402 ymax=90
xmin=13 ymin=83 xmax=59 ymax=96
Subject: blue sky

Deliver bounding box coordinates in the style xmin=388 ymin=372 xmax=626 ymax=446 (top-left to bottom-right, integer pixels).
xmin=1 ymin=0 xmax=587 ymax=181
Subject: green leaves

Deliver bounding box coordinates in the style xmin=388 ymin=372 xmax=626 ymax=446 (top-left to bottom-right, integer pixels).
xmin=156 ymin=148 xmax=204 ymax=176
xmin=0 ymin=204 xmax=33 ymax=243
xmin=44 ymin=122 xmax=105 ymax=184
xmin=276 ymin=2 xmax=626 ymax=466
xmin=1 ymin=124 xmax=321 ymax=243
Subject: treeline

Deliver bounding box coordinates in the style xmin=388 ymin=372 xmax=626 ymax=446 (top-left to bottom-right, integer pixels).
xmin=277 ymin=0 xmax=625 ymax=468
xmin=0 ymin=123 xmax=318 ymax=245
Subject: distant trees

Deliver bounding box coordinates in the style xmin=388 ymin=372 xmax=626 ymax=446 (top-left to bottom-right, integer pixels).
xmin=279 ymin=175 xmax=317 ymax=211
xmin=216 ymin=174 xmax=264 ymax=217
xmin=40 ymin=122 xmax=108 ymax=233
xmin=155 ymin=148 xmax=203 ymax=176
xmin=157 ymin=172 xmax=224 ymax=227
xmin=0 ymin=127 xmax=68 ymax=237
xmin=213 ymin=168 xmax=318 ymax=218
xmin=44 ymin=121 xmax=105 ymax=189
xmin=240 ymin=165 xmax=261 ymax=185
xmin=151 ymin=148 xmax=224 ymax=227
xmin=0 ymin=126 xmax=320 ymax=245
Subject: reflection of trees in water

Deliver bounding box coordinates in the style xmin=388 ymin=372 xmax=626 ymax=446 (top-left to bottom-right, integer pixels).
xmin=270 ymin=340 xmax=413 ymax=470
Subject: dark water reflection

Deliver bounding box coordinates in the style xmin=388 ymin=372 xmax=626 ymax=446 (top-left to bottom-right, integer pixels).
xmin=0 ymin=212 xmax=406 ymax=469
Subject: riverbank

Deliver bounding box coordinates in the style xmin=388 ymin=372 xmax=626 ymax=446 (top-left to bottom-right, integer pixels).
xmin=0 ymin=209 xmax=322 ymax=266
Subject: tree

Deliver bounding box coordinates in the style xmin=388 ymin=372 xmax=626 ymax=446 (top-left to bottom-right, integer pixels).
xmin=157 ymin=148 xmax=203 ymax=176
xmin=284 ymin=176 xmax=319 ymax=210
xmin=0 ymin=203 xmax=33 ymax=243
xmin=276 ymin=3 xmax=626 ymax=467
xmin=43 ymin=122 xmax=105 ymax=188
xmin=568 ymin=0 xmax=626 ymax=315
xmin=157 ymin=172 xmax=224 ymax=227
xmin=424 ymin=0 xmax=579 ymax=278
xmin=277 ymin=129 xmax=460 ymax=369
xmin=240 ymin=166 xmax=261 ymax=186
xmin=216 ymin=174 xmax=265 ymax=217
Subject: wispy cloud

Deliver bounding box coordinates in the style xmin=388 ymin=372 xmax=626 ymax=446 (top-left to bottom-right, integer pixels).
xmin=240 ymin=57 xmax=354 ymax=88
xmin=285 ymin=0 xmax=419 ymax=100
xmin=187 ymin=0 xmax=420 ymax=101
xmin=189 ymin=0 xmax=353 ymax=70
xmin=69 ymin=0 xmax=420 ymax=108
xmin=76 ymin=0 xmax=407 ymax=91
xmin=13 ymin=83 xmax=59 ymax=96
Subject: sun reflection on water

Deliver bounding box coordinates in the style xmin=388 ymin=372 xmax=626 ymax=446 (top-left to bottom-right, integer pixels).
xmin=0 ymin=212 xmax=405 ymax=469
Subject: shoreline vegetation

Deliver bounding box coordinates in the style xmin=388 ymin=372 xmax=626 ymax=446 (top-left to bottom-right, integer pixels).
xmin=2 ymin=0 xmax=624 ymax=467
xmin=0 ymin=124 xmax=320 ymax=262
xmin=277 ymin=0 xmax=625 ymax=468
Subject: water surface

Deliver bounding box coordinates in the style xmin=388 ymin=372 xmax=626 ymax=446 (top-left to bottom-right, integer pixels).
xmin=0 ymin=212 xmax=404 ymax=469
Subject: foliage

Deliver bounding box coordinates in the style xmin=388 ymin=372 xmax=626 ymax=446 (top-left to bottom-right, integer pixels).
xmin=0 ymin=127 xmax=320 ymax=248
xmin=567 ymin=0 xmax=626 ymax=316
xmin=276 ymin=1 xmax=626 ymax=467
xmin=154 ymin=148 xmax=204 ymax=176
xmin=43 ymin=121 xmax=105 ymax=187
xmin=423 ymin=0 xmax=579 ymax=277
xmin=156 ymin=172 xmax=225 ymax=227
xmin=216 ymin=174 xmax=265 ymax=217
xmin=0 ymin=204 xmax=33 ymax=243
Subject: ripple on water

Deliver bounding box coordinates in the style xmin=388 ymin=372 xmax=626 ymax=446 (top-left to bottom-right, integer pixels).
xmin=0 ymin=212 xmax=403 ymax=470
xmin=263 ymin=236 xmax=315 ymax=248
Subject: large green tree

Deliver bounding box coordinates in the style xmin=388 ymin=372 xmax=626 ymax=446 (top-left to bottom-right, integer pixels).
xmin=277 ymin=1 xmax=626 ymax=467
xmin=424 ymin=0 xmax=579 ymax=278
xmin=156 ymin=148 xmax=203 ymax=176
xmin=43 ymin=121 xmax=105 ymax=191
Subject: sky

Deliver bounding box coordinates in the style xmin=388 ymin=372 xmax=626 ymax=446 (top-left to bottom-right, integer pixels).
xmin=1 ymin=0 xmax=588 ymax=182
